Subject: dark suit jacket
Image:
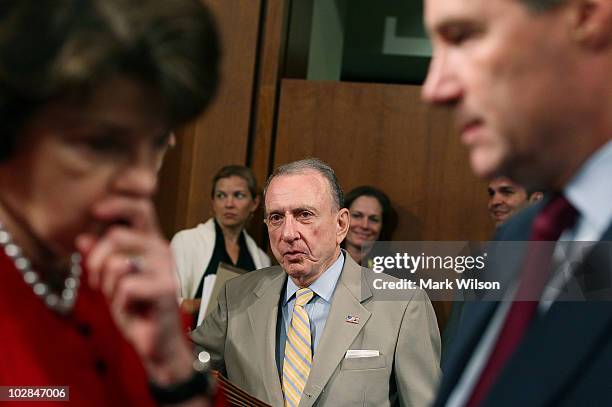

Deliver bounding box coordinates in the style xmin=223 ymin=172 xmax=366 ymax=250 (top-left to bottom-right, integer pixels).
xmin=435 ymin=202 xmax=612 ymax=407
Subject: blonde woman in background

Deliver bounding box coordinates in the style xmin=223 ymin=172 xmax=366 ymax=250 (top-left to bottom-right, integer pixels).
xmin=171 ymin=165 xmax=270 ymax=327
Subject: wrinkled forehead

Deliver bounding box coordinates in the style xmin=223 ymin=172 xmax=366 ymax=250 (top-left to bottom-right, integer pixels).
xmin=424 ymin=0 xmax=506 ymax=31
xmin=265 ymin=171 xmax=332 ymax=213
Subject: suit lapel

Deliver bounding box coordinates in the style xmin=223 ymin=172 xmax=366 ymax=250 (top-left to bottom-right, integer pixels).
xmin=434 ymin=300 xmax=498 ymax=406
xmin=438 ymin=209 xmax=612 ymax=406
xmin=601 ymin=223 xmax=612 ymax=241
xmin=569 ymin=223 xmax=612 ymax=300
xmin=482 ymin=223 xmax=612 ymax=406
xmin=435 ymin=239 xmax=525 ymax=405
xmin=483 ymin=302 xmax=612 ymax=406
xmin=247 ymin=269 xmax=286 ymax=406
xmin=299 ymin=256 xmax=372 ymax=407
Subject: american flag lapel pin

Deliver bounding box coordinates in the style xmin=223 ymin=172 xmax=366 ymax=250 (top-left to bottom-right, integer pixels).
xmin=345 ymin=314 xmax=360 ymax=324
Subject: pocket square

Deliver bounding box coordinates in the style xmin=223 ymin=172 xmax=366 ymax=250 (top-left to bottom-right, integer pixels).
xmin=345 ymin=349 xmax=380 ymax=359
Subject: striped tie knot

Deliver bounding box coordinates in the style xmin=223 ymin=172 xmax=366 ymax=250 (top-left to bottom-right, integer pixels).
xmin=295 ymin=288 xmax=314 ymax=307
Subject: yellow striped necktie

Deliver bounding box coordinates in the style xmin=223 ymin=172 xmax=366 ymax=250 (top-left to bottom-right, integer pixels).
xmin=282 ymin=287 xmax=315 ymax=407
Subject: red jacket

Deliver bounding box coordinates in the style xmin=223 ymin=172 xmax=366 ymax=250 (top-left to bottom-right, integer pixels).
xmin=0 ymin=250 xmax=156 ymax=406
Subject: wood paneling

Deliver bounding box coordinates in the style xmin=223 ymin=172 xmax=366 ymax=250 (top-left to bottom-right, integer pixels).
xmin=275 ymin=79 xmax=493 ymax=241
xmin=155 ymin=125 xmax=197 ymax=239
xmin=248 ymin=0 xmax=291 ymax=251
xmin=283 ymin=0 xmax=314 ymax=79
xmin=156 ymin=0 xmax=263 ymax=239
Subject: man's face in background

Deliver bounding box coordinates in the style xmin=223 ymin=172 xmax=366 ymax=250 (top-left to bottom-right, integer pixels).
xmin=265 ymin=171 xmax=349 ymax=287
xmin=487 ymin=177 xmax=529 ymax=226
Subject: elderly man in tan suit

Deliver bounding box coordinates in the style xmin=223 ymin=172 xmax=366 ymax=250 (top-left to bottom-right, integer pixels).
xmin=191 ymin=158 xmax=440 ymax=406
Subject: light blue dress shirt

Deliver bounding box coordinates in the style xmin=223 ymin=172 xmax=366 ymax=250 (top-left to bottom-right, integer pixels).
xmin=563 ymin=139 xmax=612 ymax=241
xmin=276 ymin=252 xmax=344 ymax=375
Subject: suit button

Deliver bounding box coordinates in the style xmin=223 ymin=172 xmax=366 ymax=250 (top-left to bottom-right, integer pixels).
xmin=194 ymin=351 xmax=211 ymax=371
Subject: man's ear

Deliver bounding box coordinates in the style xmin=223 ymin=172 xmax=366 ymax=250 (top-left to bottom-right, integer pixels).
xmin=251 ymin=195 xmax=261 ymax=213
xmin=529 ymin=192 xmax=544 ymax=204
xmin=337 ymin=208 xmax=350 ymax=243
xmin=569 ymin=0 xmax=612 ymax=49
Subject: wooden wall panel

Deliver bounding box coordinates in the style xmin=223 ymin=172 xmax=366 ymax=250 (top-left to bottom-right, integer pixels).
xmin=275 ymin=79 xmax=493 ymax=241
xmin=248 ymin=0 xmax=290 ymax=250
xmin=156 ymin=0 xmax=263 ymax=239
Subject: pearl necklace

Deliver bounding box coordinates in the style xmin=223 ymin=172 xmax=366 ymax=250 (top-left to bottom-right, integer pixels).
xmin=0 ymin=222 xmax=81 ymax=315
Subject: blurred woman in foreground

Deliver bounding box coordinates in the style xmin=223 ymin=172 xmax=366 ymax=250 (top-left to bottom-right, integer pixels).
xmin=343 ymin=186 xmax=394 ymax=268
xmin=171 ymin=165 xmax=270 ymax=327
xmin=0 ymin=0 xmax=219 ymax=405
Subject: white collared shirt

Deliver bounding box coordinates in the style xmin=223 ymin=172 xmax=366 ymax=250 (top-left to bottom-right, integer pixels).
xmin=563 ymin=139 xmax=612 ymax=241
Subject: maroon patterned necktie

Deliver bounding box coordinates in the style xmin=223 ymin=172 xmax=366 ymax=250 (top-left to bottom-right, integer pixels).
xmin=467 ymin=194 xmax=578 ymax=407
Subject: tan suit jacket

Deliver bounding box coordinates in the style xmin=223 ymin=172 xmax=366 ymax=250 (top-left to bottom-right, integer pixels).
xmin=191 ymin=254 xmax=441 ymax=407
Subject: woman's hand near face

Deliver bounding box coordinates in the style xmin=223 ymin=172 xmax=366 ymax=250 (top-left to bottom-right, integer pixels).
xmin=181 ymin=298 xmax=202 ymax=315
xmin=76 ymin=196 xmax=194 ymax=386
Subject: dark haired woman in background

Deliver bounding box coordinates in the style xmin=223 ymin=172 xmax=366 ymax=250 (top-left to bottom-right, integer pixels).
xmin=0 ymin=0 xmax=220 ymax=405
xmin=343 ymin=186 xmax=394 ymax=268
xmin=171 ymin=165 xmax=270 ymax=327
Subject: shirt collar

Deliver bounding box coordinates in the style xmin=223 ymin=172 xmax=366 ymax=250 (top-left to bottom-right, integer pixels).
xmin=284 ymin=251 xmax=345 ymax=305
xmin=564 ymin=139 xmax=612 ymax=236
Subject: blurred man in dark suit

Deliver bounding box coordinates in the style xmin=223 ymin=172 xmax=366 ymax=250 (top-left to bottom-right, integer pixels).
xmin=422 ymin=0 xmax=612 ymax=405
